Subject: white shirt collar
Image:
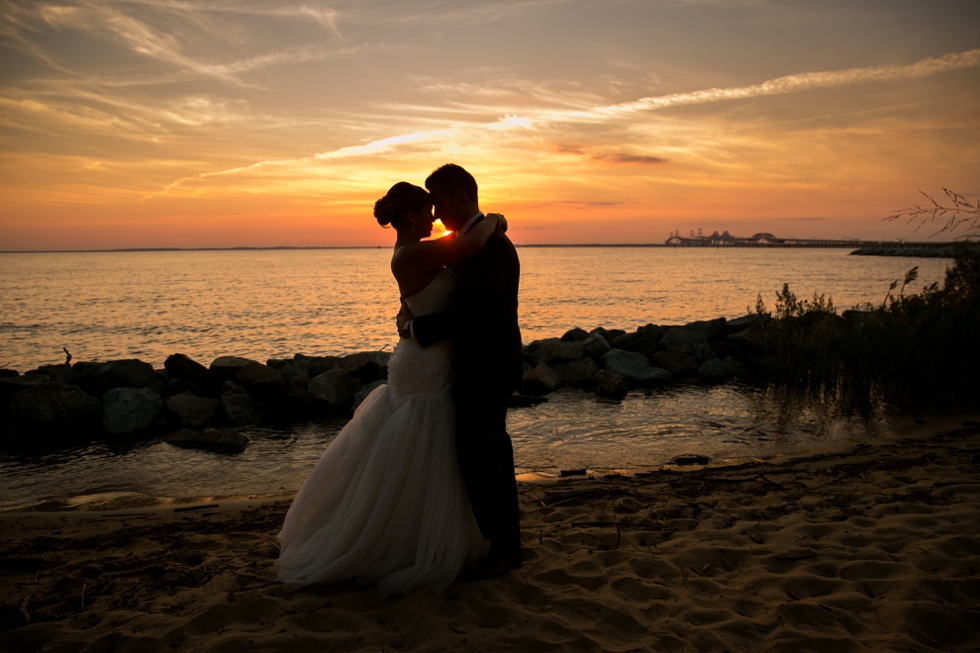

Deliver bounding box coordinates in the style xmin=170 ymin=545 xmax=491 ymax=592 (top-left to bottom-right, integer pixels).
xmin=460 ymin=211 xmax=484 ymax=235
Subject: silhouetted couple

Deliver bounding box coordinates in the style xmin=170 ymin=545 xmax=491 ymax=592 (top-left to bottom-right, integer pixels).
xmin=277 ymin=164 xmax=524 ymax=595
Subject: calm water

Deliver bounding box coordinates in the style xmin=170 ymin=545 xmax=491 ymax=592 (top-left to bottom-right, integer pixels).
xmin=0 ymin=247 xmax=947 ymax=370
xmin=0 ymin=248 xmax=951 ymax=511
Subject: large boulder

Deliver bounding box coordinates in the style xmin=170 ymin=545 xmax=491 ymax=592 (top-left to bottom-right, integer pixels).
xmin=8 ymin=383 xmax=101 ymax=440
xmin=164 ymin=354 xmax=209 ymax=387
xmin=235 ymin=362 xmax=286 ymax=395
xmin=727 ymin=315 xmax=757 ymax=333
xmin=590 ymin=327 xmax=626 ymax=343
xmin=102 ymin=387 xmax=165 ymax=436
xmin=523 ymin=338 xmax=583 ymax=366
xmin=522 ymin=362 xmax=560 ymax=396
xmin=75 ymin=359 xmax=163 ymax=398
xmin=581 ymin=333 xmax=611 ymax=362
xmin=726 ymin=325 xmax=767 ymax=356
xmin=698 ymin=356 xmax=749 ymax=381
xmin=165 ymin=392 xmax=222 ymax=429
xmin=352 ymin=380 xmax=386 ymax=411
xmin=24 ymin=364 xmax=78 ymax=385
xmin=308 ymin=370 xmax=361 ymax=412
xmin=552 ymin=358 xmax=599 ymax=388
xmin=165 ymin=377 xmax=204 ymax=397
xmin=281 ymin=357 xmax=311 ymax=389
xmin=681 ymin=318 xmax=728 ymax=341
xmin=308 ymin=355 xmax=343 ymax=378
xmin=601 ymin=349 xmax=671 ymax=386
xmin=339 ymin=352 xmax=390 ymax=384
xmin=165 ymin=428 xmax=249 ymax=454
xmin=0 ymin=369 xmax=19 ymax=378
xmin=650 ymin=350 xmax=700 ymax=381
xmin=207 ymin=356 xmax=260 ymax=395
xmin=1 ymin=375 xmax=50 ymax=410
xmin=609 ymin=324 xmax=664 ymax=354
xmin=220 ymin=382 xmax=260 ymax=425
xmin=560 ymin=327 xmax=589 ymax=342
xmin=660 ymin=328 xmax=717 ymax=363
xmin=595 ymin=370 xmax=627 ymax=400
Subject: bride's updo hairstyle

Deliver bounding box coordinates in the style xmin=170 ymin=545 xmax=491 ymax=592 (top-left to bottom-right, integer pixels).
xmin=374 ymin=182 xmax=429 ymax=230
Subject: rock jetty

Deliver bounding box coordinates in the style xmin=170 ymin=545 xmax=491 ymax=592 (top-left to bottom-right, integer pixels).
xmin=0 ymin=316 xmax=773 ymax=451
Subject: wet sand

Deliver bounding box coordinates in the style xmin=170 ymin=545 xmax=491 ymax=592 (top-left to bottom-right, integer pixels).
xmin=2 ymin=419 xmax=979 ymax=652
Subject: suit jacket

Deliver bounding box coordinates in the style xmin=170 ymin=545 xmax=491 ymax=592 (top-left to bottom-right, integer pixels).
xmin=412 ymin=226 xmax=524 ymax=398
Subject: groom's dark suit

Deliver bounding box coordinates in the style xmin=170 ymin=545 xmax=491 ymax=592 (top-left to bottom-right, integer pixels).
xmin=412 ymin=218 xmax=524 ymax=557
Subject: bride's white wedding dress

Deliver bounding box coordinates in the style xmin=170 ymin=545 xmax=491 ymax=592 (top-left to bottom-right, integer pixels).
xmin=276 ymin=268 xmax=489 ymax=596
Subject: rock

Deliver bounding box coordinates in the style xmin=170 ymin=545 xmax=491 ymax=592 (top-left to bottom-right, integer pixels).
xmin=508 ymin=394 xmax=548 ymax=408
xmin=266 ymin=358 xmax=290 ymax=370
xmin=308 ymin=355 xmax=343 ymax=378
xmin=25 ymin=364 xmax=78 ymax=384
xmin=601 ymin=349 xmax=672 ymax=386
xmin=165 ymin=377 xmax=204 ymax=397
xmin=610 ymin=324 xmax=664 ymax=354
xmin=340 ymin=352 xmax=391 ymax=384
xmin=709 ymin=339 xmax=741 ymax=360
xmin=581 ymin=333 xmax=611 ymax=361
xmin=660 ymin=328 xmax=717 ymax=363
xmin=235 ymin=362 xmax=286 ymax=395
xmin=595 ymin=370 xmax=627 ymax=400
xmin=102 ymin=387 xmax=165 ymax=436
xmin=1 ymin=375 xmax=50 ymax=409
xmin=590 ymin=327 xmax=627 ymax=343
xmin=164 ymin=354 xmax=209 ymax=387
xmin=281 ymin=359 xmax=310 ymax=389
xmin=165 ymin=428 xmax=249 ymax=454
xmin=650 ymin=350 xmax=700 ymax=381
xmin=207 ymin=356 xmax=259 ymax=395
xmin=726 ymin=325 xmax=767 ymax=356
xmin=0 ymin=369 xmax=19 ymax=378
xmin=221 ymin=383 xmax=260 ymax=424
xmin=681 ymin=318 xmax=728 ymax=341
xmin=560 ymin=327 xmax=589 ymax=342
xmin=164 ymin=392 xmax=222 ymax=429
xmin=353 ymin=380 xmax=386 ymax=411
xmin=75 ymin=359 xmax=163 ymax=398
xmin=698 ymin=356 xmax=748 ymax=381
xmin=727 ymin=315 xmax=756 ymax=332
xmin=552 ymin=358 xmax=599 ymax=388
xmin=522 ymin=362 xmax=560 ymax=396
xmin=308 ymin=370 xmax=361 ymax=412
xmin=523 ymin=338 xmax=583 ymax=366
xmin=8 ymin=383 xmax=101 ymax=439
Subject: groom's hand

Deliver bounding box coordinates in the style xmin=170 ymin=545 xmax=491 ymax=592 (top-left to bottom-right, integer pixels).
xmin=396 ymin=302 xmax=414 ymax=339
xmin=487 ymin=212 xmax=508 ymax=233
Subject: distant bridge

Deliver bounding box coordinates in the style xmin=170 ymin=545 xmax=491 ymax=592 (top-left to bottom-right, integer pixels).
xmin=663 ymin=230 xmax=948 ymax=249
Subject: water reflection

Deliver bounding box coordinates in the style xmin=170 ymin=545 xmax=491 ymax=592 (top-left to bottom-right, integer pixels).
xmin=0 ymin=381 xmax=893 ymax=511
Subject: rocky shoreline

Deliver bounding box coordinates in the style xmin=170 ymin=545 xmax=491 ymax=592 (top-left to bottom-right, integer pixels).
xmin=0 ymin=316 xmax=781 ymax=452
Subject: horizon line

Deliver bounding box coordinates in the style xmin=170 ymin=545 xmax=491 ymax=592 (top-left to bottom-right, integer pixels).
xmin=0 ymin=239 xmax=967 ymax=254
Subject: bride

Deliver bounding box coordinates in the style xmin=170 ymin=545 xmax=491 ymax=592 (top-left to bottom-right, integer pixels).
xmin=276 ymin=181 xmax=501 ymax=596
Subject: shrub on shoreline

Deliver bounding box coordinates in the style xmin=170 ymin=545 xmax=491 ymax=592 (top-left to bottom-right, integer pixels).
xmin=753 ymin=255 xmax=980 ymax=407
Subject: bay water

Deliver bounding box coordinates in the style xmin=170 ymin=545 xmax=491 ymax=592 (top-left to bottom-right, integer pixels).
xmin=0 ymin=248 xmax=951 ymax=510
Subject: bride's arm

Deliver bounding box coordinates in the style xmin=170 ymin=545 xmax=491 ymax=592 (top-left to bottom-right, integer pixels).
xmin=396 ymin=214 xmax=501 ymax=271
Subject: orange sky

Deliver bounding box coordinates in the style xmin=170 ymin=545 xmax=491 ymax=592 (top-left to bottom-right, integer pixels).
xmin=1 ymin=1 xmax=978 ymax=250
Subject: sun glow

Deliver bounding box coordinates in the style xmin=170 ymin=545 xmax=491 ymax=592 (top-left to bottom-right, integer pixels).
xmin=1 ymin=1 xmax=977 ymax=250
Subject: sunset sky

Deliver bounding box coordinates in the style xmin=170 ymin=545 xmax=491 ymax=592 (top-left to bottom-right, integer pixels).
xmin=1 ymin=0 xmax=978 ymax=250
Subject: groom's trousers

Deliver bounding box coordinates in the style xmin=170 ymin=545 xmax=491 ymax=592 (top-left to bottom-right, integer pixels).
xmin=455 ymin=390 xmax=521 ymax=557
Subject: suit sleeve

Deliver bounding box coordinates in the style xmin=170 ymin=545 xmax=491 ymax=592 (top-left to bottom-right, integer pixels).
xmin=411 ymin=310 xmax=455 ymax=348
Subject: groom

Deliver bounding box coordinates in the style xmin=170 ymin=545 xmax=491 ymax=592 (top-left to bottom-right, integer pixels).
xmin=398 ymin=163 xmax=524 ymax=578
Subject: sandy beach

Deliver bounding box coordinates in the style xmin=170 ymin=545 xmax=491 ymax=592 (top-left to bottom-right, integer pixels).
xmin=2 ymin=418 xmax=979 ymax=653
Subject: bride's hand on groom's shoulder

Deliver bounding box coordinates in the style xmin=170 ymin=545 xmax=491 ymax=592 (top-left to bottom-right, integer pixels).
xmin=486 ymin=213 xmax=507 ymax=233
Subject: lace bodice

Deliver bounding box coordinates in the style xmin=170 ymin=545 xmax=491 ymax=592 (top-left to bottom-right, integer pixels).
xmin=387 ymin=268 xmax=455 ymax=403
xmin=404 ymin=267 xmax=456 ymax=317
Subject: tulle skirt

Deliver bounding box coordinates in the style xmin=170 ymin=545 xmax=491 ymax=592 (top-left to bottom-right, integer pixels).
xmin=276 ymin=384 xmax=489 ymax=596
